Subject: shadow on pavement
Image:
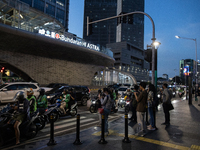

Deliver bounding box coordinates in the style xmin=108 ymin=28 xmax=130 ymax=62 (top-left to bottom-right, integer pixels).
xmin=165 ymin=125 xmax=183 ymax=143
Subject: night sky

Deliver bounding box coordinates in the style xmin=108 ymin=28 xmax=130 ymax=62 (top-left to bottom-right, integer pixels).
xmin=68 ymin=0 xmax=200 ymax=78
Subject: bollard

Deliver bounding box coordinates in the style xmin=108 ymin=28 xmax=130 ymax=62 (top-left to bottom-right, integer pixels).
xmin=98 ymin=114 xmax=107 ymax=144
xmin=122 ymin=113 xmax=131 ymax=143
xmin=73 ymin=114 xmax=82 ymax=145
xmin=47 ymin=113 xmax=57 ymax=146
xmin=146 ymin=106 xmax=149 ymax=125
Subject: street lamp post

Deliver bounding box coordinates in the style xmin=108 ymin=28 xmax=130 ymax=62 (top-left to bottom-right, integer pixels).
xmin=174 ymin=69 xmax=177 ymax=87
xmin=87 ymin=11 xmax=157 ymax=86
xmin=175 ymin=36 xmax=198 ymax=99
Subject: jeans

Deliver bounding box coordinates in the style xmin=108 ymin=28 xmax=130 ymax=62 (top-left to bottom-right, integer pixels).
xmin=148 ymin=107 xmax=155 ymax=127
xmin=103 ymin=108 xmax=110 ymax=133
xmin=163 ymin=103 xmax=170 ymax=124
xmin=137 ymin=112 xmax=145 ymax=131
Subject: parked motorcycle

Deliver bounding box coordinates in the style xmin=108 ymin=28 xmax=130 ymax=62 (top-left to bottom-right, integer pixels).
xmin=0 ymin=111 xmax=39 ymax=147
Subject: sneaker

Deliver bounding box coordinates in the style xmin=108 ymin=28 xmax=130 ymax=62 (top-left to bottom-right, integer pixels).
xmin=148 ymin=127 xmax=156 ymax=130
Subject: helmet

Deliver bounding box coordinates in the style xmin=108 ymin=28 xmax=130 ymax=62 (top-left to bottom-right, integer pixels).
xmin=27 ymin=88 xmax=34 ymax=95
xmin=40 ymin=88 xmax=45 ymax=95
xmin=63 ymin=88 xmax=68 ymax=93
xmin=14 ymin=91 xmax=25 ymax=101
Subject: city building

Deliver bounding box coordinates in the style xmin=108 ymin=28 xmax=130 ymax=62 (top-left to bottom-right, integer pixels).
xmin=162 ymin=74 xmax=168 ymax=80
xmin=179 ymin=59 xmax=200 ymax=84
xmin=20 ymin=0 xmax=69 ymax=31
xmin=83 ymin=0 xmax=147 ymax=83
xmin=83 ymin=0 xmax=144 ymax=49
xmin=106 ymin=41 xmax=150 ymax=82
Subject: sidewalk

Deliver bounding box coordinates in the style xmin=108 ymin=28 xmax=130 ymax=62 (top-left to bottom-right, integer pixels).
xmin=3 ymin=97 xmax=200 ymax=150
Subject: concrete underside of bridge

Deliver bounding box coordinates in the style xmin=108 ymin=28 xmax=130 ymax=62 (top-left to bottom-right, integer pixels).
xmin=0 ymin=24 xmax=114 ymax=85
xmin=0 ymin=50 xmax=103 ymax=85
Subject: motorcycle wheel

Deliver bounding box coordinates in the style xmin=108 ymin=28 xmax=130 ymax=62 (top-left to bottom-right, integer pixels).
xmin=89 ymin=105 xmax=97 ymax=113
xmin=0 ymin=134 xmax=4 ymax=147
xmin=81 ymin=97 xmax=88 ymax=106
xmin=26 ymin=123 xmax=38 ymax=139
xmin=37 ymin=118 xmax=46 ymax=131
xmin=70 ymin=108 xmax=77 ymax=117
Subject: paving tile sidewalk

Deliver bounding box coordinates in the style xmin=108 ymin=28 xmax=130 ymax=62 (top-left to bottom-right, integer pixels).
xmin=3 ymin=97 xmax=200 ymax=150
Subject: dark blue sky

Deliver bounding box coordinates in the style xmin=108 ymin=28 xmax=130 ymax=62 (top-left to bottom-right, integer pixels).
xmin=68 ymin=0 xmax=200 ymax=78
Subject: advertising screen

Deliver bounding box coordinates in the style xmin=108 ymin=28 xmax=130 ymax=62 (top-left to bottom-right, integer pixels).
xmin=183 ymin=66 xmax=190 ymax=76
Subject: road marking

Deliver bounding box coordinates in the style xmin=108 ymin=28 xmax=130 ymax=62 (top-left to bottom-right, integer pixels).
xmin=93 ymin=130 xmax=197 ymax=150
xmin=42 ymin=118 xmax=95 ymax=132
xmin=191 ymin=145 xmax=200 ymax=150
xmin=45 ymin=116 xmax=87 ymax=127
xmin=2 ymin=114 xmax=124 ymax=150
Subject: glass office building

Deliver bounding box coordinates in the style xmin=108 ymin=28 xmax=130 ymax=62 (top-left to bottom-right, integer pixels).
xmin=20 ymin=0 xmax=69 ymax=31
xmin=83 ymin=0 xmax=144 ymax=49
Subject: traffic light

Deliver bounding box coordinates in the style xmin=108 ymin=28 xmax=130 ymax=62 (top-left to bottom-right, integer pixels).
xmin=0 ymin=67 xmax=4 ymax=73
xmin=144 ymin=49 xmax=157 ymax=70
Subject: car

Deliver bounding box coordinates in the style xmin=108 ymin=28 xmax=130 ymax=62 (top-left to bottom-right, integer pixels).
xmin=46 ymin=85 xmax=90 ymax=106
xmin=117 ymin=86 xmax=128 ymax=96
xmin=0 ymin=82 xmax=40 ymax=104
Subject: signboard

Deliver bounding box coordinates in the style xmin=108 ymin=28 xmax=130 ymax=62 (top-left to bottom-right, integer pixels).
xmin=38 ymin=29 xmax=100 ymax=52
xmin=183 ymin=66 xmax=190 ymax=76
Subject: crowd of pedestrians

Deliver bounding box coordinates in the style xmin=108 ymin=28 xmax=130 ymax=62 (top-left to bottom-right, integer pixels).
xmin=96 ymin=82 xmax=173 ymax=137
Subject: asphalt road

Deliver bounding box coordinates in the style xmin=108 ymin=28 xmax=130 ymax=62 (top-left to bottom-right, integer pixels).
xmin=0 ymin=103 xmax=125 ymax=149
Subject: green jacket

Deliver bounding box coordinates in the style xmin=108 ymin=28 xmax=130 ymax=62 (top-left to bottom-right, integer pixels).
xmin=113 ymin=92 xmax=116 ymax=100
xmin=62 ymin=94 xmax=70 ymax=108
xmin=37 ymin=95 xmax=48 ymax=108
xmin=27 ymin=95 xmax=37 ymax=113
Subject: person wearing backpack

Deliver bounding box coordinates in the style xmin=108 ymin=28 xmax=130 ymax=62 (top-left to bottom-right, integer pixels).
xmin=161 ymin=83 xmax=171 ymax=126
xmin=101 ymin=88 xmax=112 ymax=136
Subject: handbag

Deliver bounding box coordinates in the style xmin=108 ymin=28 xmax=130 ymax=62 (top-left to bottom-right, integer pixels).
xmin=98 ymin=108 xmax=104 ymax=114
xmin=168 ymin=103 xmax=174 ymax=111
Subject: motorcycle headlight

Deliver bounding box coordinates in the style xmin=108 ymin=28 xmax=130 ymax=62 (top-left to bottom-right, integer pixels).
xmin=92 ymin=101 xmax=96 ymax=104
xmin=47 ymin=96 xmax=51 ymax=99
xmin=158 ymin=95 xmax=160 ymax=98
xmin=120 ymin=100 xmax=123 ymax=102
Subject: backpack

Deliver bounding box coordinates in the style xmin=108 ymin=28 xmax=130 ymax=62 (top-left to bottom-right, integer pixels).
xmin=152 ymin=95 xmax=159 ymax=108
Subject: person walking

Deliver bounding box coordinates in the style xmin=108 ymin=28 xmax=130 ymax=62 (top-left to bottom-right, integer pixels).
xmin=161 ymin=83 xmax=170 ymax=126
xmin=101 ymin=88 xmax=112 ymax=136
xmin=147 ymin=84 xmax=156 ymax=130
xmin=134 ymin=82 xmax=148 ymax=136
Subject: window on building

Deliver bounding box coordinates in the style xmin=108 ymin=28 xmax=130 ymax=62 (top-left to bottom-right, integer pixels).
xmin=114 ymin=52 xmax=121 ymax=56
xmin=46 ymin=3 xmax=55 ymax=17
xmin=34 ymin=0 xmax=45 ymax=12
xmin=56 ymin=8 xmax=64 ymax=24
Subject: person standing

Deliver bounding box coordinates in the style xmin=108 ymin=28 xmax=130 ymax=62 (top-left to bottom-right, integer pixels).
xmin=161 ymin=83 xmax=170 ymax=125
xmin=147 ymin=84 xmax=156 ymax=130
xmin=101 ymin=88 xmax=112 ymax=136
xmin=129 ymin=85 xmax=139 ymax=122
xmin=134 ymin=82 xmax=148 ymax=136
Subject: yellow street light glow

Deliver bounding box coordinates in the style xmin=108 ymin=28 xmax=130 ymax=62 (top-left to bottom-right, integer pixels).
xmin=153 ymin=41 xmax=161 ymax=46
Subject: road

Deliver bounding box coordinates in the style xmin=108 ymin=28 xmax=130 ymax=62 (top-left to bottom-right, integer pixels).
xmin=0 ymin=103 xmax=125 ymax=149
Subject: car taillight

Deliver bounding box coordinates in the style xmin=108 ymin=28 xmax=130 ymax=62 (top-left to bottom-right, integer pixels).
xmin=45 ymin=109 xmax=48 ymax=111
